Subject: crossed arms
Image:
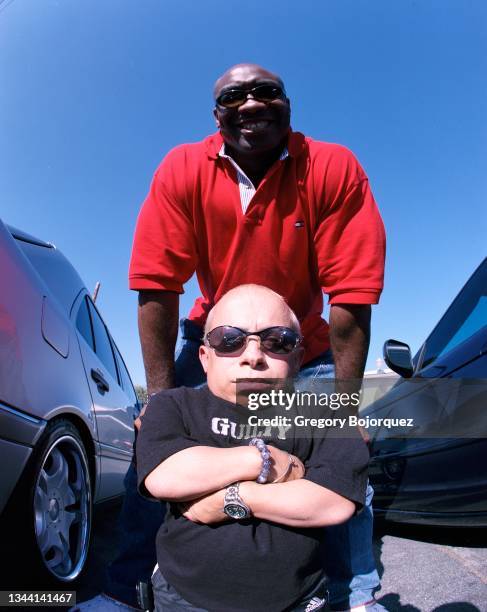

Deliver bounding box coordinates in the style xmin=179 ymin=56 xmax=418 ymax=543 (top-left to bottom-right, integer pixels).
xmin=142 ymin=442 xmax=356 ymax=528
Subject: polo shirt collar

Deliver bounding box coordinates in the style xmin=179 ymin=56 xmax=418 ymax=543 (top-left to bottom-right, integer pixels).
xmin=205 ymin=129 xmax=307 ymax=160
xmin=218 ymin=144 xmax=289 ymax=162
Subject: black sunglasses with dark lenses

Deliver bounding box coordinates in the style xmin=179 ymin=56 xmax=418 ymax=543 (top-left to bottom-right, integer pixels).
xmin=216 ymin=84 xmax=285 ymax=109
xmin=206 ymin=325 xmax=301 ymax=355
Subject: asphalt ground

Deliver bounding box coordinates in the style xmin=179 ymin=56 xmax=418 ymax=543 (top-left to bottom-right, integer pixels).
xmin=371 ymin=522 xmax=487 ymax=611
xmin=1 ymin=502 xmax=486 ymax=611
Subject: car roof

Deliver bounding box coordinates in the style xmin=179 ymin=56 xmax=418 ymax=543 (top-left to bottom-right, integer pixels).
xmin=7 ymin=224 xmax=87 ymax=315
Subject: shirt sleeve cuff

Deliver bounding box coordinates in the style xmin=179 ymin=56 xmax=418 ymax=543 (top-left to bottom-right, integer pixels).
xmin=303 ymin=467 xmax=367 ymax=511
xmin=137 ymin=439 xmax=202 ymax=499
xmin=328 ymin=290 xmax=381 ymax=305
xmin=129 ymin=276 xmax=184 ymax=293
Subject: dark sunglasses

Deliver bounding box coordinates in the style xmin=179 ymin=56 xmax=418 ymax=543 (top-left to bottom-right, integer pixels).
xmin=206 ymin=325 xmax=301 ymax=355
xmin=216 ymin=84 xmax=285 ymax=109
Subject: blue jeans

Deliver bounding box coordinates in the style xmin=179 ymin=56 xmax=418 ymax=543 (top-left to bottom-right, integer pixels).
xmin=296 ymin=354 xmax=380 ymax=608
xmin=107 ymin=320 xmax=379 ymax=609
xmin=105 ymin=321 xmax=205 ymax=608
xmin=106 ymin=462 xmax=166 ymax=608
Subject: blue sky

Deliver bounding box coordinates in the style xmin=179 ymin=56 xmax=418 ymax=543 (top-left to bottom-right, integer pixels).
xmin=2 ymin=0 xmax=486 ymax=386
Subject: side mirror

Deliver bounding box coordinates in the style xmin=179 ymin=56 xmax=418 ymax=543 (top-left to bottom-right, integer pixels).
xmin=383 ymin=339 xmax=414 ymax=378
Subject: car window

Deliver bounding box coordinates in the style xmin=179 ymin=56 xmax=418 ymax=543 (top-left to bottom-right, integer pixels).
xmin=114 ymin=344 xmax=138 ymax=406
xmin=439 ymin=296 xmax=487 ymax=357
xmin=420 ymin=260 xmax=487 ymax=370
xmin=87 ymin=300 xmax=119 ymax=382
xmin=76 ymin=297 xmax=95 ymax=351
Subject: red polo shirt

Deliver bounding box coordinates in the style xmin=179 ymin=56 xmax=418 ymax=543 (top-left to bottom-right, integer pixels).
xmin=129 ymin=130 xmax=385 ymax=363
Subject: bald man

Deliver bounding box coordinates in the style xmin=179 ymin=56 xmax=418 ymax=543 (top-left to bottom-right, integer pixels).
xmin=75 ymin=64 xmax=385 ymax=611
xmin=136 ymin=285 xmax=369 ymax=612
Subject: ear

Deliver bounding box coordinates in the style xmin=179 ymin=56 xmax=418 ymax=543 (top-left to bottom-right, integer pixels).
xmin=213 ymin=107 xmax=221 ymax=128
xmin=285 ymin=98 xmax=291 ymax=119
xmin=199 ymin=344 xmax=210 ymax=373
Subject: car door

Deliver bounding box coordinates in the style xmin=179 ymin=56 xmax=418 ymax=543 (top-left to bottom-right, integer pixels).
xmin=74 ymin=295 xmax=135 ymax=499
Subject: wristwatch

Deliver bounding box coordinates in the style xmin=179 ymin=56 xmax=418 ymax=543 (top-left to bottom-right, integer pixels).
xmin=223 ymin=482 xmax=251 ymax=520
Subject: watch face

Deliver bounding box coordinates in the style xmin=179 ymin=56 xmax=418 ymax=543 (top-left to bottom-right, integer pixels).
xmin=224 ymin=503 xmax=248 ymax=519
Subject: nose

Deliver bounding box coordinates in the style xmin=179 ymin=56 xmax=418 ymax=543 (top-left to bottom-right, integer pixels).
xmin=239 ymin=336 xmax=267 ymax=368
xmin=238 ymin=94 xmax=266 ymax=112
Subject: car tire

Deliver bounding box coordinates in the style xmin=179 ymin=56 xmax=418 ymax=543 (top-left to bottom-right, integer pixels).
xmin=4 ymin=419 xmax=93 ymax=584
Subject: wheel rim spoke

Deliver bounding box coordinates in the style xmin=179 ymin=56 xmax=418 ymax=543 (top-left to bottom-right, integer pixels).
xmin=61 ymin=509 xmax=77 ymax=536
xmin=36 ymin=518 xmax=50 ymax=554
xmin=70 ymin=453 xmax=84 ymax=493
xmin=44 ymin=530 xmax=72 ymax=573
xmin=37 ymin=467 xmax=50 ymax=502
xmin=45 ymin=448 xmax=69 ymax=490
xmin=34 ymin=484 xmax=50 ymax=513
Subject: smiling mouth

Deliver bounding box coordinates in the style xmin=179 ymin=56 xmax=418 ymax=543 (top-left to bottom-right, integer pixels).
xmin=238 ymin=119 xmax=273 ymax=131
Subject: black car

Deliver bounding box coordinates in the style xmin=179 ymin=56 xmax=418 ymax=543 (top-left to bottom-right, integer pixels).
xmin=363 ymin=258 xmax=487 ymax=526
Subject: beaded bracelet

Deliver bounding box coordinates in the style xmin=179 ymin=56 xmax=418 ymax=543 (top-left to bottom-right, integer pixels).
xmin=249 ymin=437 xmax=271 ymax=484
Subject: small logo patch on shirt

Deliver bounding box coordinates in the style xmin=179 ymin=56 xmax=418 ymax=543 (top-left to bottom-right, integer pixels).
xmin=294 ymin=221 xmax=305 ymax=228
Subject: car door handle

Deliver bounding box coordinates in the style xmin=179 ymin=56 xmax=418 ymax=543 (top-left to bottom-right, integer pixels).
xmin=91 ymin=368 xmax=110 ymax=393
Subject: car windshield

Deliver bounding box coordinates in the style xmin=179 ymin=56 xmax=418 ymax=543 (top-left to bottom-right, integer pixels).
xmin=418 ymin=259 xmax=487 ymax=370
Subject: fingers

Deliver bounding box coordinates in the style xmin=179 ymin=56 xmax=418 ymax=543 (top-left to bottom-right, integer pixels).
xmin=269 ymin=453 xmax=305 ymax=483
xmin=134 ymin=404 xmax=147 ymax=431
xmin=179 ymin=502 xmax=200 ymax=523
xmin=267 ymin=445 xmax=292 ymax=481
xmin=287 ymin=455 xmax=305 ymax=481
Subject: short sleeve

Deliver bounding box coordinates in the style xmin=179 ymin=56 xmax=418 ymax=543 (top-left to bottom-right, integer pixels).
xmin=136 ymin=392 xmax=201 ymax=498
xmin=313 ymin=146 xmax=386 ymax=304
xmin=303 ymin=434 xmax=369 ymax=510
xmin=128 ymin=146 xmax=198 ymax=292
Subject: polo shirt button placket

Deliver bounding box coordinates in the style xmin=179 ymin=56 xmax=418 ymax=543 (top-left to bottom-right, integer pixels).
xmin=244 ymin=216 xmax=261 ymax=226
xmin=244 ymin=202 xmax=263 ymax=225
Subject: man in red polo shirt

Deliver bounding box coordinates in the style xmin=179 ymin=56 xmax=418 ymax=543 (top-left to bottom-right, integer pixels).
xmin=130 ymin=69 xmax=384 ymax=392
xmin=75 ymin=63 xmax=386 ymax=612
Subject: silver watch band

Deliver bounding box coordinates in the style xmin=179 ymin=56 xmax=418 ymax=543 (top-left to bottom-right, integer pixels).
xmin=225 ymin=483 xmax=241 ymax=503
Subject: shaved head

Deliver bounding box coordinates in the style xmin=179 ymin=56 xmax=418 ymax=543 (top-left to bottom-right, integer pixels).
xmin=204 ymin=284 xmax=300 ymax=337
xmin=213 ymin=63 xmax=285 ymax=99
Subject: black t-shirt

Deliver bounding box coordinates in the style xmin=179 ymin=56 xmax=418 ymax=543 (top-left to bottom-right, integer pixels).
xmin=136 ymin=386 xmax=368 ymax=612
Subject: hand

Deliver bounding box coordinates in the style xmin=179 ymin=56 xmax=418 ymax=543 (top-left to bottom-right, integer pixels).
xmin=134 ymin=403 xmax=148 ymax=431
xmin=267 ymin=446 xmax=305 ymax=483
xmin=179 ymin=489 xmax=230 ymax=525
